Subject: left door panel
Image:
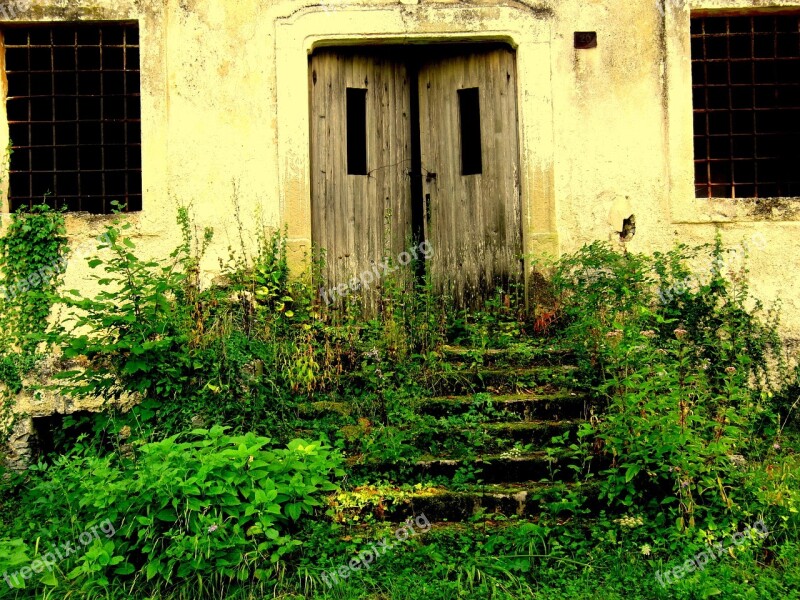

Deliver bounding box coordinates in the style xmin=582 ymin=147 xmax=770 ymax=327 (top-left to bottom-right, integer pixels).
xmin=309 ymin=49 xmax=413 ymax=299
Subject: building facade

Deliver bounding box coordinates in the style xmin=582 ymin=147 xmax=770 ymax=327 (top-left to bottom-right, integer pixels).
xmin=0 ymin=0 xmax=798 ymax=335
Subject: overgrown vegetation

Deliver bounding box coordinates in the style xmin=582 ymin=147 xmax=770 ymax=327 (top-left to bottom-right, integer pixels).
xmin=1 ymin=427 xmax=342 ymax=596
xmin=549 ymin=237 xmax=791 ymax=530
xmin=0 ymin=204 xmax=68 ymax=458
xmin=0 ymin=204 xmax=68 ymax=356
xmin=0 ymin=205 xmax=798 ymax=599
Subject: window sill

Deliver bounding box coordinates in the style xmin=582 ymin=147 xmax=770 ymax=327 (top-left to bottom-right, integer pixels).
xmin=673 ymin=196 xmax=800 ymax=224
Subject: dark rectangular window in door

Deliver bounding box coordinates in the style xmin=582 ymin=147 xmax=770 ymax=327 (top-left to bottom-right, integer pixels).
xmin=458 ymin=87 xmax=482 ymax=175
xmin=346 ymin=87 xmax=367 ymax=175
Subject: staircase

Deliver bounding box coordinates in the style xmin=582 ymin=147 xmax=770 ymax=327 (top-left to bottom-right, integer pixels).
xmin=323 ymin=339 xmax=601 ymax=526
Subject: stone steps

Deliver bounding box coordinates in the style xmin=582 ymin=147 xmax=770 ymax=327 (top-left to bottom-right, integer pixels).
xmin=333 ymin=341 xmax=598 ymax=524
xmin=302 ymin=390 xmax=593 ymax=422
xmin=347 ymin=449 xmax=601 ymax=483
xmin=336 ymin=419 xmax=583 ymax=455
xmin=424 ymin=365 xmax=580 ymax=395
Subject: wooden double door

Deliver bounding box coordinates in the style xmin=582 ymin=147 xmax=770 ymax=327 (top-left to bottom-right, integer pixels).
xmin=309 ymin=44 xmax=523 ymax=306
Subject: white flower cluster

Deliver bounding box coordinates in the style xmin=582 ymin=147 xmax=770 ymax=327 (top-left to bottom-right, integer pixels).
xmin=614 ymin=515 xmax=644 ymax=528
xmin=500 ymin=446 xmax=523 ymax=458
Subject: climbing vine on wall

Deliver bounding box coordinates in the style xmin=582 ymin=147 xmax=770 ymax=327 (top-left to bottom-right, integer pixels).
xmin=0 ymin=204 xmax=68 ymax=438
xmin=0 ymin=204 xmax=68 ymax=355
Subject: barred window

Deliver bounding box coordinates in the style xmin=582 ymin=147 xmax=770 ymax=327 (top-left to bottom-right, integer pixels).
xmin=691 ymin=14 xmax=800 ymax=199
xmin=4 ymin=23 xmax=141 ymax=213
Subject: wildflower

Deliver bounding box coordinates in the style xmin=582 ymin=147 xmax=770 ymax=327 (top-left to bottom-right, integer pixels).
xmin=208 ymin=524 xmax=218 ymax=533
xmin=773 ymin=442 xmax=781 ymax=450
xmin=641 ymin=544 xmax=652 ymax=556
xmin=614 ymin=515 xmax=644 ymax=528
xmin=605 ymin=330 xmax=624 ymax=346
xmin=640 ymin=330 xmax=656 ymax=339
xmin=725 ymin=366 xmax=737 ymax=375
xmin=674 ymin=328 xmax=688 ymax=340
xmin=118 ymin=425 xmax=131 ymax=440
xmin=729 ymin=454 xmax=746 ymax=467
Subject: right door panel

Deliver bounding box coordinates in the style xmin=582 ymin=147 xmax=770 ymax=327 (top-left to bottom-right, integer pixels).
xmin=418 ymin=46 xmax=523 ymax=307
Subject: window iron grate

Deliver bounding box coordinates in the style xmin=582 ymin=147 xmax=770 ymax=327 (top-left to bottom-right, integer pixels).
xmin=4 ymin=23 xmax=141 ymax=213
xmin=691 ymin=14 xmax=800 ymax=199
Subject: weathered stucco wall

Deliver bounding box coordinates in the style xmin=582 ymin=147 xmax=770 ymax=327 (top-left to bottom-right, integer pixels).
xmin=1 ymin=0 xmax=799 ymax=435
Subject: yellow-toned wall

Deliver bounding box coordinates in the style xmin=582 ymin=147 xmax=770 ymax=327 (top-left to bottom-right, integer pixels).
xmin=1 ymin=0 xmax=799 ymax=366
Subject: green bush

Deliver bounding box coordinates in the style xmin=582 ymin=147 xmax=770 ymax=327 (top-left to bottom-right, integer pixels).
xmin=550 ymin=237 xmax=785 ymax=531
xmin=0 ymin=203 xmax=67 ymax=356
xmin=42 ymin=207 xmax=305 ymax=438
xmin=48 ymin=208 xmax=209 ymax=421
xmin=43 ymin=207 xmax=446 ymax=442
xmin=0 ymin=426 xmax=343 ymax=596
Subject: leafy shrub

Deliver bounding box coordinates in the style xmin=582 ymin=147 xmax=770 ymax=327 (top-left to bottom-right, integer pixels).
xmin=550 ymin=236 xmax=782 ymax=391
xmin=0 ymin=426 xmax=343 ymax=595
xmin=550 ymin=238 xmax=784 ymax=531
xmin=43 ymin=207 xmax=448 ymax=442
xmin=48 ymin=208 xmax=205 ymax=424
xmin=0 ymin=204 xmax=67 ymax=356
xmin=45 ymin=208 xmax=304 ymax=438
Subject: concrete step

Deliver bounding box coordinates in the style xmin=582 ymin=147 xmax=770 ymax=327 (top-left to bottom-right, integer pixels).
xmin=328 ymin=481 xmax=600 ymax=523
xmin=426 ymin=365 xmax=580 ymax=395
xmin=415 ymin=391 xmax=591 ymax=421
xmin=348 ymin=450 xmax=602 ymax=483
xmin=440 ymin=343 xmax=575 ymax=367
xmin=298 ymin=400 xmax=354 ymax=418
xmin=339 ymin=519 xmax=541 ymax=535
xmin=477 ymin=420 xmax=583 ymax=445
xmin=335 ymin=419 xmax=584 ymax=455
xmin=300 ymin=390 xmax=592 ymax=422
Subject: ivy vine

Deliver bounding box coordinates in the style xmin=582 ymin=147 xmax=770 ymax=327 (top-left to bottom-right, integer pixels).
xmin=0 ymin=204 xmax=68 ymax=354
xmin=0 ymin=204 xmax=68 ymax=443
